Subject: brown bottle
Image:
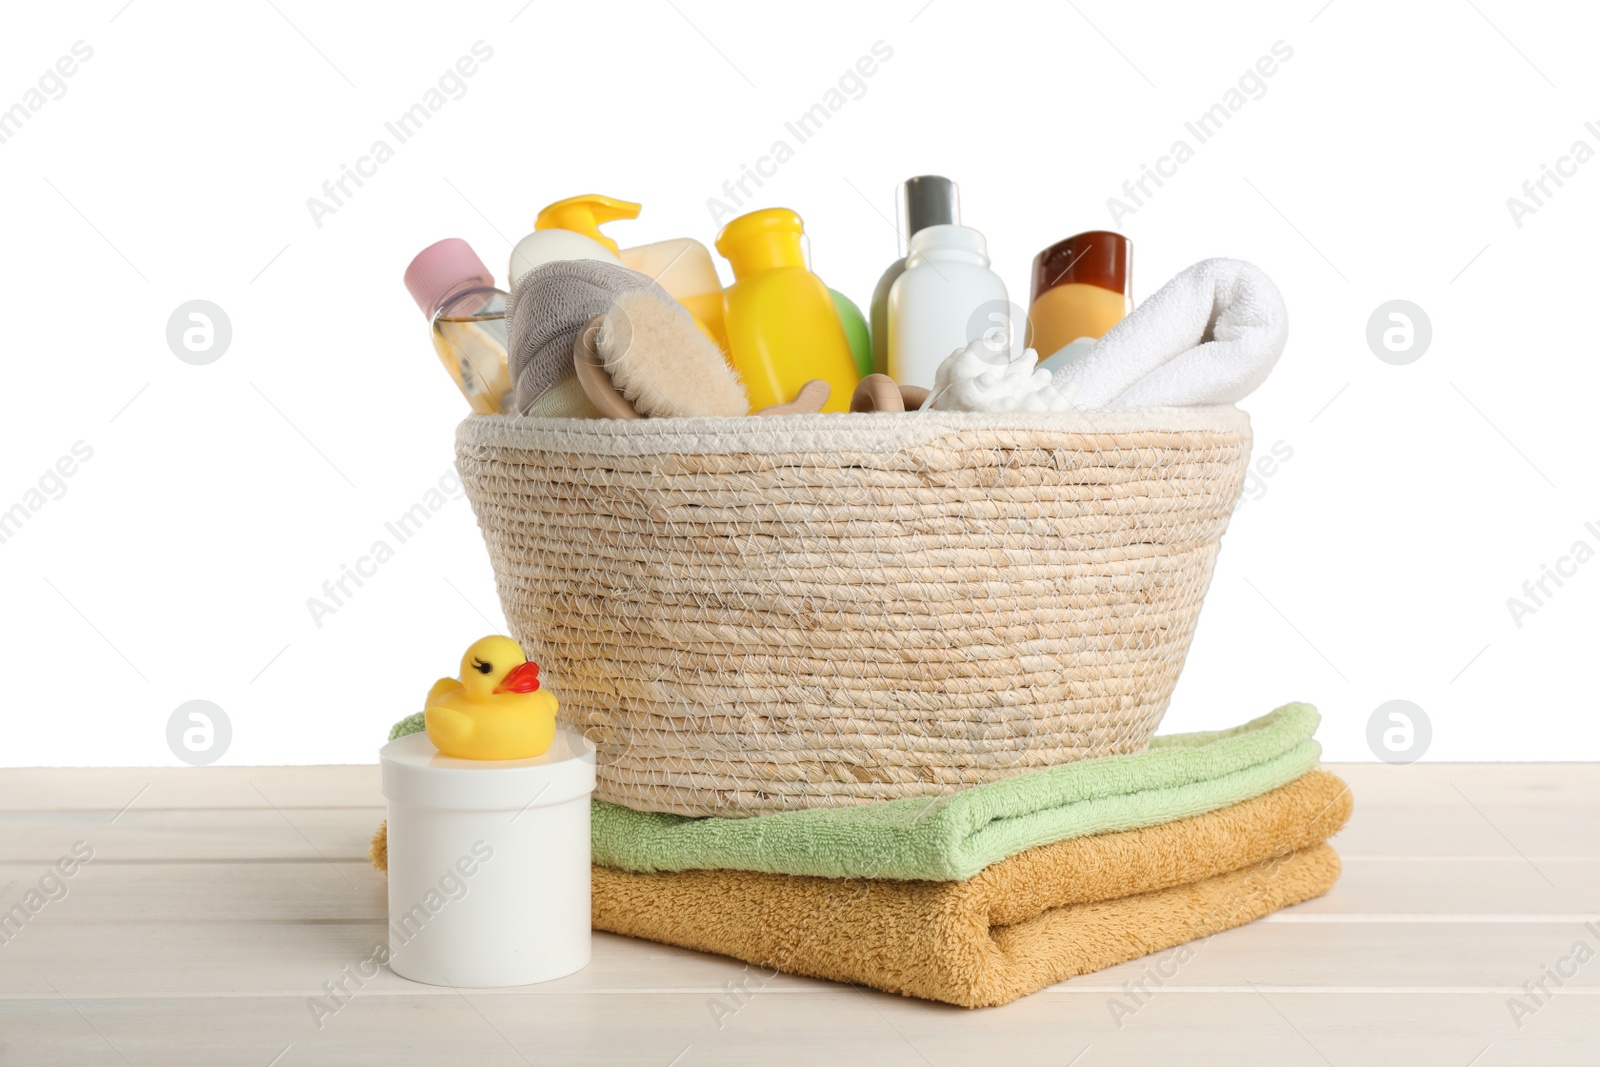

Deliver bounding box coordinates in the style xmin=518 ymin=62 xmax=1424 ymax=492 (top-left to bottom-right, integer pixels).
xmin=1025 ymin=231 xmax=1132 ymax=363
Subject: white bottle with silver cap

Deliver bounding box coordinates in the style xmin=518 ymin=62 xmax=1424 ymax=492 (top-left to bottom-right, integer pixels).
xmin=886 ymin=224 xmax=1011 ymax=392
xmin=869 ymin=175 xmax=960 ymax=375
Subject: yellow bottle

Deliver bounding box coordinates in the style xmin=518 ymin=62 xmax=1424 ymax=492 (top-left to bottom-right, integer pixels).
xmin=533 ymin=194 xmax=726 ymax=350
xmin=715 ymin=208 xmax=859 ymax=413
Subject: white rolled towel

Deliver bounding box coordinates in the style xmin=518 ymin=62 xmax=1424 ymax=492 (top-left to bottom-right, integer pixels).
xmin=1045 ymin=258 xmax=1288 ymax=408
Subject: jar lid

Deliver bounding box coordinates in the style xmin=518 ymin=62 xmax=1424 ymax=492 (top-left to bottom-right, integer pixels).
xmin=380 ymin=728 xmax=597 ymax=811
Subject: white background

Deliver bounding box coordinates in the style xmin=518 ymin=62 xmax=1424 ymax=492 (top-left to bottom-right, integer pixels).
xmin=2 ymin=0 xmax=1595 ymax=767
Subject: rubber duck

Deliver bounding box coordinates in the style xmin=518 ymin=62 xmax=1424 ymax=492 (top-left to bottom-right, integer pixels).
xmin=424 ymin=636 xmax=559 ymax=760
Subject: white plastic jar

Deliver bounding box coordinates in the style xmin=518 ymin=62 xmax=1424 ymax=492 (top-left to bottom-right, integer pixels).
xmin=380 ymin=727 xmax=596 ymax=987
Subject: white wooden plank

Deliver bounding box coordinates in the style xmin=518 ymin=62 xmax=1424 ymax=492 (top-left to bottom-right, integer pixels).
xmin=1292 ymin=857 xmax=1600 ymax=917
xmin=4 ymin=917 xmax=1599 ymax=1000
xmin=1 ymin=990 xmax=1595 ymax=1067
xmin=0 ymin=808 xmax=381 ymax=864
xmin=1077 ymin=919 xmax=1600 ymax=995
xmin=5 ymin=856 xmax=1599 ymax=928
xmin=1330 ymin=762 xmax=1600 ymax=806
xmin=1333 ymin=803 xmax=1600 ymax=858
xmin=0 ymin=928 xmax=831 ymax=1000
xmin=0 ymin=860 xmax=385 ymax=923
xmin=0 ymin=766 xmax=382 ymax=812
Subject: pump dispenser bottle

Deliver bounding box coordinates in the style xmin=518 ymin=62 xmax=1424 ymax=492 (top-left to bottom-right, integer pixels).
xmin=514 ymin=194 xmax=728 ymax=350
xmin=507 ymin=194 xmax=636 ymax=286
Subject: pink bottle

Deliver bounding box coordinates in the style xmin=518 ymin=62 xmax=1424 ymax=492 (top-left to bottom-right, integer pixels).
xmin=404 ymin=239 xmax=513 ymax=415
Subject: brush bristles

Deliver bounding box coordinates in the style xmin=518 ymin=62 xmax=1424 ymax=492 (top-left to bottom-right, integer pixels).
xmin=597 ymin=292 xmax=749 ymax=418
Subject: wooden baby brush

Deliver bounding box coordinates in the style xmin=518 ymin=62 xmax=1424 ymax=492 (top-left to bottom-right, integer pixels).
xmin=574 ymin=292 xmax=749 ymax=418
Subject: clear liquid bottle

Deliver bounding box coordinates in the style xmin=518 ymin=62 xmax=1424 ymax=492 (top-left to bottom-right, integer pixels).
xmin=404 ymin=238 xmax=513 ymax=415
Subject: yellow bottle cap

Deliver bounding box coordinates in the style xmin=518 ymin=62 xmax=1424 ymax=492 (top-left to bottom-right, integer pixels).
xmin=534 ymin=194 xmax=642 ymax=255
xmin=715 ymin=208 xmax=807 ymax=277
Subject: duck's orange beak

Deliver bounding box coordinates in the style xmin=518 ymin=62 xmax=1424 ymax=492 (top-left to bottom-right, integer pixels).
xmin=494 ymin=660 xmax=541 ymax=694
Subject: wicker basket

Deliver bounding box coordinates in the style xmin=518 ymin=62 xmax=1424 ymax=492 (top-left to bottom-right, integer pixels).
xmin=457 ymin=407 xmax=1251 ymax=817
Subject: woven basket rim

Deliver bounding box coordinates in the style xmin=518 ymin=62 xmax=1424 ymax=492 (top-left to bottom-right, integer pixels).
xmin=458 ymin=406 xmax=1252 ymax=457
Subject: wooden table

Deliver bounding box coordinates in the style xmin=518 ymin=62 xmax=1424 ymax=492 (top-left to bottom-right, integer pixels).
xmin=2 ymin=763 xmax=1596 ymax=1065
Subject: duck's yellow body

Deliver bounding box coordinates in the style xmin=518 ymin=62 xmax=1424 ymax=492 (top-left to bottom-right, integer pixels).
xmin=424 ymin=636 xmax=559 ymax=760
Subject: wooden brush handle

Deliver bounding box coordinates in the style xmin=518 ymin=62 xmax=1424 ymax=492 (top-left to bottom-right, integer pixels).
xmin=754 ymin=380 xmax=830 ymax=416
xmin=572 ymin=316 xmax=640 ymax=420
xmin=850 ymin=375 xmax=904 ymax=413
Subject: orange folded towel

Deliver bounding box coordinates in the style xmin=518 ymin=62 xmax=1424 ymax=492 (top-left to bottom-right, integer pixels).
xmin=591 ymin=769 xmax=1350 ymax=1007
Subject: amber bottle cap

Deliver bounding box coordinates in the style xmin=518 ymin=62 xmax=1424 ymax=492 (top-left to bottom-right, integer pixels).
xmin=1030 ymin=231 xmax=1132 ymax=302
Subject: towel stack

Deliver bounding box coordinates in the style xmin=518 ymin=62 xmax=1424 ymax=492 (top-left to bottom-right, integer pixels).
xmin=377 ymin=703 xmax=1349 ymax=1007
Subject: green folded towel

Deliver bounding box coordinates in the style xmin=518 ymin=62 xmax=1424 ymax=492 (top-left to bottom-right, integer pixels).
xmin=388 ymin=703 xmax=1321 ymax=882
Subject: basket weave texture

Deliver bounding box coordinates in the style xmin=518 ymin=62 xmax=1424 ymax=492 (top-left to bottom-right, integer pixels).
xmin=457 ymin=408 xmax=1251 ymax=817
